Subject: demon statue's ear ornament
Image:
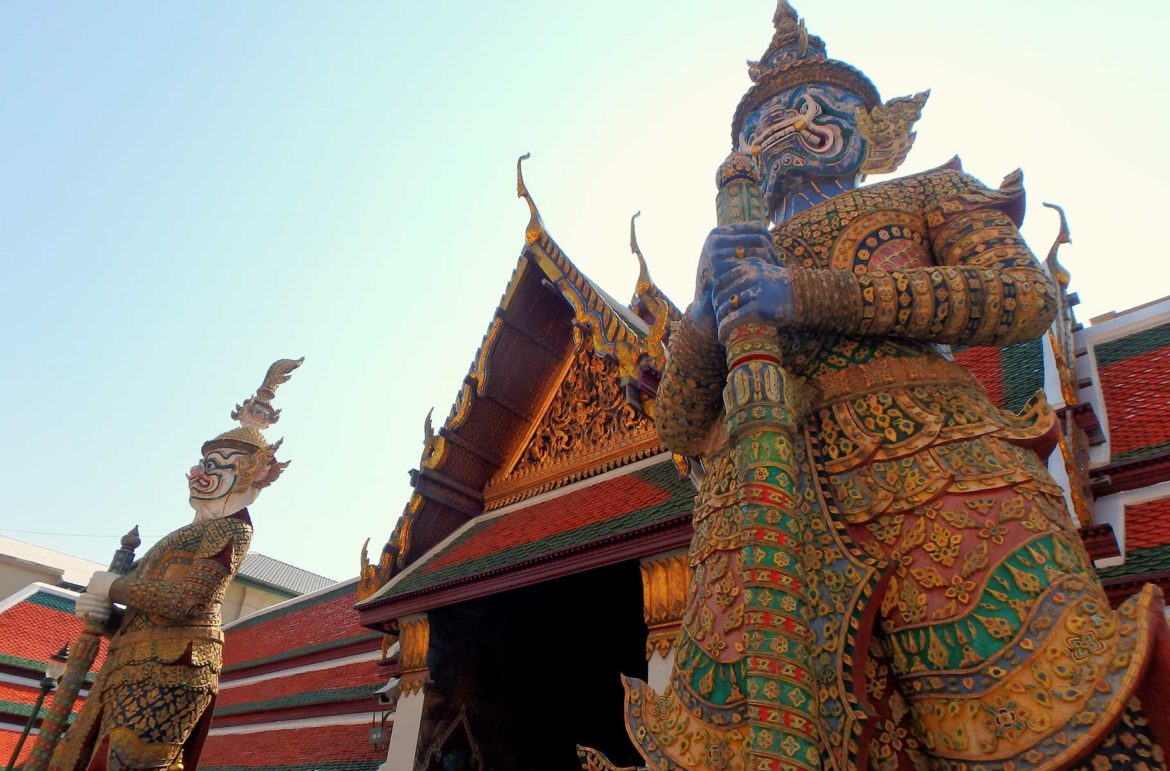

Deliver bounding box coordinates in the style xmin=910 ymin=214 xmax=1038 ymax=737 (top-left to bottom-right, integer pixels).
xmin=857 ymin=90 xmax=931 ymax=175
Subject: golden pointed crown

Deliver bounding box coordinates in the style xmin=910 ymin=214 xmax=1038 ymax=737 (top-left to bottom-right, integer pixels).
xmin=202 ymin=358 xmax=304 ymax=456
xmin=732 ymin=1 xmax=928 ymax=175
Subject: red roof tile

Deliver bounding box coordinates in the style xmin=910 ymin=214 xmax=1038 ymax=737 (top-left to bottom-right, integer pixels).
xmin=421 ymin=471 xmax=672 ymax=575
xmin=1099 ymin=346 xmax=1170 ymax=462
xmin=223 ymin=583 xmax=373 ymax=670
xmin=216 ymin=660 xmax=384 ymax=713
xmin=0 ymin=589 xmax=106 ymax=675
xmin=953 ymin=346 xmax=1006 ymax=409
xmin=952 ymin=339 xmax=1044 ymax=414
xmin=1124 ymin=498 xmax=1170 ymax=551
xmin=1 ymin=727 xmax=34 ymax=768
xmin=381 ymin=460 xmax=694 ymax=600
xmin=200 ymin=723 xmax=386 ymax=769
xmin=0 ymin=590 xmax=103 ymax=769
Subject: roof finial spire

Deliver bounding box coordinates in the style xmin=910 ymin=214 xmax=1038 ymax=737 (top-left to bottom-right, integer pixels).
xmin=630 ymin=211 xmax=651 ymax=296
xmin=516 ymin=153 xmax=545 ymax=244
xmin=1042 ymin=202 xmax=1073 ymax=292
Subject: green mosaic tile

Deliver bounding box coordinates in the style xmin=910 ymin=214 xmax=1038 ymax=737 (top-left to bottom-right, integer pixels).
xmin=1002 ymin=338 xmax=1044 ymax=413
xmin=1096 ymin=323 xmax=1170 ymax=366
xmin=27 ymin=592 xmax=76 ymax=614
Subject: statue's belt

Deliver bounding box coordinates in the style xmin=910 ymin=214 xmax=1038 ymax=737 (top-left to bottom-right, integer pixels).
xmin=808 ymin=354 xmax=980 ymax=407
xmin=112 ymin=627 xmax=224 ymax=648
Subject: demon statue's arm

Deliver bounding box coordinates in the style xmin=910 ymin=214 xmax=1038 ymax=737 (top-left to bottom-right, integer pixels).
xmin=653 ymin=310 xmax=727 ymax=456
xmin=107 ymin=517 xmax=252 ymax=621
xmin=719 ymin=170 xmax=1059 ymax=348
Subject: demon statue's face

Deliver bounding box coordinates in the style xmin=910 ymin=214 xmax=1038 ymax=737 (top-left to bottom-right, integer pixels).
xmin=187 ymin=444 xmax=285 ymax=522
xmin=740 ymin=83 xmax=868 ymax=220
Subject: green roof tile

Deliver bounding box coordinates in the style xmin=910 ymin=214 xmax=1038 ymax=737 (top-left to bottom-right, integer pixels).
xmin=1096 ymin=323 xmax=1170 ymax=366
xmin=1097 ymin=544 xmax=1170 ymax=580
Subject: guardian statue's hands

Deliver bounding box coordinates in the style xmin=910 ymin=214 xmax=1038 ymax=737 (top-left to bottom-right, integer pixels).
xmin=700 ymin=223 xmax=795 ymax=342
xmin=75 ymin=592 xmax=112 ymax=624
xmin=691 ymin=223 xmax=784 ymax=340
xmin=85 ymin=570 xmax=119 ymax=599
xmin=75 ymin=569 xmax=120 ymax=623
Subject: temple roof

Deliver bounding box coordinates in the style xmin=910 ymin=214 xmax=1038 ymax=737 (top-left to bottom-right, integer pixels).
xmin=357 ymin=161 xmax=680 ymax=607
xmin=0 ymin=584 xmax=105 ymax=677
xmin=215 ymin=659 xmax=384 ymax=718
xmin=359 ymin=456 xmax=693 ymax=618
xmin=0 ymin=535 xmax=104 ymax=589
xmin=0 ymin=584 xmax=104 ymax=766
xmin=236 ymin=552 xmax=337 ymax=596
xmin=208 ymin=580 xmax=387 ymax=768
xmin=201 ymin=723 xmax=386 ymax=771
xmin=222 ymin=579 xmax=379 ymax=674
xmin=1093 ymin=321 xmax=1170 ymax=464
xmin=1098 ymin=498 xmax=1170 ymax=596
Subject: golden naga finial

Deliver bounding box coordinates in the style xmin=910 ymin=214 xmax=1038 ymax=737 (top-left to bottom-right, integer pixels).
xmin=420 ymin=406 xmax=446 ymax=470
xmin=857 ymin=90 xmax=930 ymax=174
xmin=516 ymin=153 xmax=545 ymax=244
xmin=630 ymin=211 xmax=651 ymax=297
xmin=626 ymin=211 xmax=680 ymax=373
xmin=1042 ymin=202 xmax=1073 ymax=292
xmin=423 ymin=406 xmax=435 ymax=446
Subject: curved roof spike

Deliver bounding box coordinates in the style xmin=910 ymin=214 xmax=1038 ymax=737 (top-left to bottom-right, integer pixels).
xmin=1041 ymin=202 xmax=1073 ymax=290
xmin=423 ymin=406 xmax=435 ymax=445
xmin=516 ymin=153 xmax=545 ymax=244
xmin=630 ymin=211 xmax=652 ymax=295
xmin=1042 ymin=202 xmax=1072 ymax=254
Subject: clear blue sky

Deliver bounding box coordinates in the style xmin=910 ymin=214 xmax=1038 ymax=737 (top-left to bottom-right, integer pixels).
xmin=3 ymin=1 xmax=1167 ymax=581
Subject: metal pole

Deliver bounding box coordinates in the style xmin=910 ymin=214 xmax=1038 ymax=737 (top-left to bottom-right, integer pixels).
xmin=5 ymin=678 xmax=53 ymax=771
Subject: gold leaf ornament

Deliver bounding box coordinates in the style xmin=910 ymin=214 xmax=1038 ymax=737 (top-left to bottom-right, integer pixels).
xmin=857 ymin=91 xmax=930 ymax=175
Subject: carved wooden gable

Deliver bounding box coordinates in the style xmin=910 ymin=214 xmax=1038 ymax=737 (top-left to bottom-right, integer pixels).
xmin=482 ymin=342 xmax=662 ymax=509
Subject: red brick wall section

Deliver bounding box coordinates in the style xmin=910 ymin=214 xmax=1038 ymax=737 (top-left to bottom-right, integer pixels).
xmin=200 ymin=723 xmax=387 ymax=768
xmin=223 ymin=589 xmax=368 ymax=669
xmin=216 ymin=661 xmax=385 ymax=710
xmin=1099 ymin=347 xmax=1170 ymax=461
xmin=953 ymin=346 xmax=1006 ymax=410
xmin=1125 ymin=498 xmax=1170 ymax=551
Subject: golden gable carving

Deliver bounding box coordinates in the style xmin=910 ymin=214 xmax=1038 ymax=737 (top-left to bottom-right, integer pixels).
xmin=483 ymin=343 xmax=662 ymax=509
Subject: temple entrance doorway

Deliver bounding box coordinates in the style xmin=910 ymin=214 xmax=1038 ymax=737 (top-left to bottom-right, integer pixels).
xmin=420 ymin=559 xmax=648 ymax=770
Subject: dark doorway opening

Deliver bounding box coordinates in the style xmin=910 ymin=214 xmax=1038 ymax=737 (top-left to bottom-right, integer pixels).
xmin=421 ymin=559 xmax=648 ymax=770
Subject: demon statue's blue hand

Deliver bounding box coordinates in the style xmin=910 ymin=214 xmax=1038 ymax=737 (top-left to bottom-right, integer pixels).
xmin=701 ymin=223 xmax=795 ymax=342
xmin=689 ymin=223 xmax=781 ymax=340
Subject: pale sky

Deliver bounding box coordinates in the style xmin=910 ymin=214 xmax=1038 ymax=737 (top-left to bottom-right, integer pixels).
xmin=2 ymin=0 xmax=1168 ymax=582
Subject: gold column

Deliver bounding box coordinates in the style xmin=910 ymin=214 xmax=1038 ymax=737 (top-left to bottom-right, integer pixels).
xmin=639 ymin=551 xmax=690 ymax=659
xmin=398 ymin=614 xmax=430 ymax=696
